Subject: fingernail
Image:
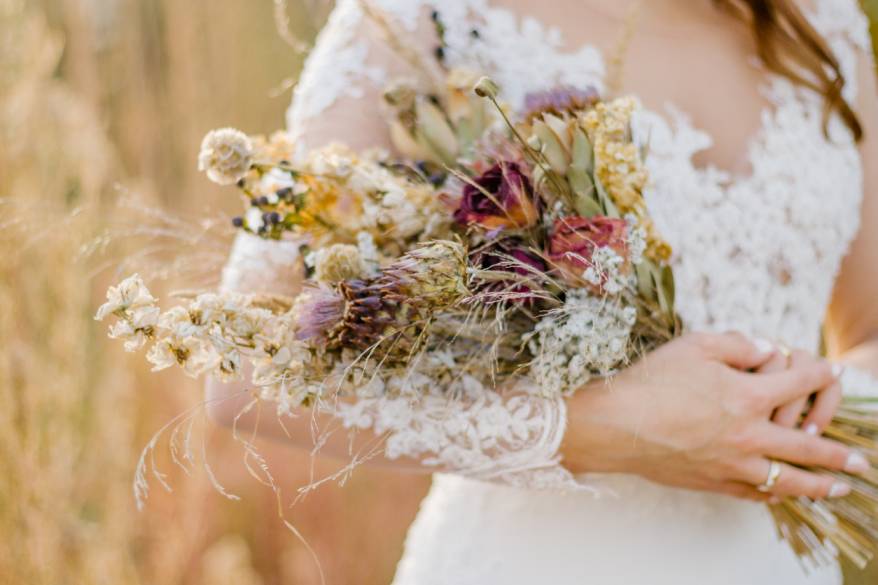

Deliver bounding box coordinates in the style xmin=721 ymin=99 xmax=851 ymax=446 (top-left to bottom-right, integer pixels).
xmin=753 ymin=338 xmax=775 ymax=355
xmin=769 ymin=496 xmax=781 ymax=505
xmin=805 ymin=424 xmax=819 ymax=436
xmin=831 ymin=363 xmax=845 ymax=378
xmin=829 ymin=482 xmax=851 ymax=498
xmin=845 ymin=452 xmax=870 ymax=474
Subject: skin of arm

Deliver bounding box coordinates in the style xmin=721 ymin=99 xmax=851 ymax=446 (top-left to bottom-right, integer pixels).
xmin=825 ymin=52 xmax=878 ymax=378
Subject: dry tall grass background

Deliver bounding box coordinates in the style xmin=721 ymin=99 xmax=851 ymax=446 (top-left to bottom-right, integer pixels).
xmin=0 ymin=1 xmax=876 ymax=584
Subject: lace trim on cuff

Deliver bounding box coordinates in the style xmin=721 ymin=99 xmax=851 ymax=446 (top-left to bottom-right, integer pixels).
xmin=331 ymin=392 xmax=595 ymax=493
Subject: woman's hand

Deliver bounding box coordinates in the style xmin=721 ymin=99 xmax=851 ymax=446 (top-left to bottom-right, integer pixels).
xmin=560 ymin=331 xmax=870 ymax=501
xmin=766 ymin=348 xmax=844 ymax=435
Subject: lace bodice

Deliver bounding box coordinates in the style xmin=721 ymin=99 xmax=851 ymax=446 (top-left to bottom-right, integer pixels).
xmin=223 ymin=0 xmax=875 ymax=492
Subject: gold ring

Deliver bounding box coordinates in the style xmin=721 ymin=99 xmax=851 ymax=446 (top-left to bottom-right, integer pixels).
xmin=758 ymin=460 xmax=783 ymax=493
xmin=777 ymin=343 xmax=792 ymax=369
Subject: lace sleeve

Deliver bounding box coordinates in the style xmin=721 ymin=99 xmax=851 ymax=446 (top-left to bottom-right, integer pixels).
xmin=330 ymin=388 xmax=591 ymax=492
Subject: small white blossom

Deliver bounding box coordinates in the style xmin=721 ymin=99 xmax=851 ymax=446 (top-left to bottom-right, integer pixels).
xmin=225 ymin=307 xmax=272 ymax=340
xmin=95 ymin=274 xmax=156 ymax=321
xmin=97 ymin=274 xmax=160 ymax=351
xmin=625 ymin=214 xmax=648 ymax=266
xmin=244 ymin=207 xmax=265 ymax=232
xmin=157 ymin=306 xmax=202 ymax=338
xmin=528 ymin=291 xmax=636 ymax=396
xmin=147 ymin=335 xmax=217 ymax=378
xmin=108 ymin=319 xmax=152 ymax=352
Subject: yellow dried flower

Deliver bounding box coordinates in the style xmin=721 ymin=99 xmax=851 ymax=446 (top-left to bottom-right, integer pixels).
xmin=583 ymin=98 xmax=672 ymax=262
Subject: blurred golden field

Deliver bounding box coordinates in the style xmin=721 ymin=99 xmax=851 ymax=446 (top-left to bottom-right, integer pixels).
xmin=0 ymin=1 xmax=876 ymax=585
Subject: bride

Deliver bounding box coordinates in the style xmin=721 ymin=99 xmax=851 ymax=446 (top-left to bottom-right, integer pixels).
xmin=208 ymin=0 xmax=878 ymax=583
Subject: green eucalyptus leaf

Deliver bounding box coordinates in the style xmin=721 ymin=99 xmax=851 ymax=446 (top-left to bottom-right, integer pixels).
xmin=660 ymin=264 xmax=676 ymax=310
xmin=526 ymin=134 xmax=542 ymax=151
xmin=649 ymin=263 xmax=673 ymax=317
xmin=533 ymin=120 xmax=569 ymax=175
xmin=415 ymin=98 xmax=460 ymax=166
xmin=594 ymin=175 xmax=620 ymax=218
xmin=636 ymin=261 xmax=656 ymax=302
xmin=567 ymin=166 xmax=602 ymax=217
xmin=572 ymin=128 xmax=594 ymax=175
xmin=455 ymin=118 xmax=477 ymax=153
xmin=543 ymin=114 xmax=572 ymax=150
xmin=532 ymin=164 xmax=547 ymax=190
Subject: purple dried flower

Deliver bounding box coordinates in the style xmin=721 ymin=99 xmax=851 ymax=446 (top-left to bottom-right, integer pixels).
xmin=522 ymin=85 xmax=599 ymax=121
xmin=293 ymin=287 xmax=345 ymax=343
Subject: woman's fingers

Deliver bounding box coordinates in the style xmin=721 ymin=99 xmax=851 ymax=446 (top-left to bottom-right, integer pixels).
xmin=738 ymin=458 xmax=851 ymax=500
xmin=756 ymin=424 xmax=870 ymax=474
xmin=800 ymin=376 xmax=844 ymax=435
xmin=759 ymin=350 xmax=808 ymax=427
xmin=695 ymin=331 xmax=776 ymax=370
xmin=709 ymin=481 xmax=772 ymax=502
xmin=772 ymin=396 xmax=808 ymax=428
xmin=755 ymin=358 xmax=837 ymax=408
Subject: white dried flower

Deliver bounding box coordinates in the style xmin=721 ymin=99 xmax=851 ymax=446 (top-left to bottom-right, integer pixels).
xmin=97 ymin=274 xmax=160 ymax=351
xmin=625 ymin=214 xmax=647 ymax=266
xmin=147 ymin=335 xmax=217 ymax=378
xmin=198 ymin=128 xmax=254 ymax=185
xmin=95 ymin=274 xmax=156 ymax=321
xmin=528 ymin=291 xmax=636 ymax=396
xmin=157 ymin=306 xmax=202 ymax=338
xmin=312 ymin=244 xmax=366 ymax=283
xmin=224 ymin=307 xmax=272 ymax=340
xmin=108 ymin=319 xmax=152 ymax=352
xmin=582 ymin=246 xmax=628 ymax=295
xmin=244 ymin=207 xmax=265 ymax=232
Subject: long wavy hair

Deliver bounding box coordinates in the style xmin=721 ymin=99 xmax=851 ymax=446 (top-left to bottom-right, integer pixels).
xmin=718 ymin=0 xmax=864 ymax=140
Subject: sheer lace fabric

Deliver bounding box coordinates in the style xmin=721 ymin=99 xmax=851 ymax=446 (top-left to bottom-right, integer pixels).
xmin=221 ymin=0 xmax=876 ymax=582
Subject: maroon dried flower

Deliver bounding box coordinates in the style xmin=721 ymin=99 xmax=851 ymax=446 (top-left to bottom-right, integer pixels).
xmin=547 ymin=216 xmax=630 ymax=289
xmin=473 ymin=239 xmax=548 ymax=300
xmin=453 ymin=162 xmax=540 ymax=231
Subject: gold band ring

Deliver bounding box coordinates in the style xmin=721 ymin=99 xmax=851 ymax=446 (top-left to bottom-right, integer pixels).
xmin=777 ymin=343 xmax=792 ymax=369
xmin=757 ymin=460 xmax=783 ymax=493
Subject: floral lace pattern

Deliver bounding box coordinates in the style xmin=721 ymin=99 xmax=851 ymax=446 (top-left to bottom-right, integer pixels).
xmin=333 ymin=391 xmax=589 ymax=491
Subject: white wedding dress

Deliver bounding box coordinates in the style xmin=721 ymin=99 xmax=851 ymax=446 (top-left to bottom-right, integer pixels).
xmin=221 ymin=0 xmax=877 ymax=583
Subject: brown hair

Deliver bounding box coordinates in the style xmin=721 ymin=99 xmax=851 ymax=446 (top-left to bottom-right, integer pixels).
xmin=717 ymin=0 xmax=863 ymax=141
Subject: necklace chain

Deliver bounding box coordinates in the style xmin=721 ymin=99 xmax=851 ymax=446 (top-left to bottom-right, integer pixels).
xmin=605 ymin=0 xmax=645 ymax=96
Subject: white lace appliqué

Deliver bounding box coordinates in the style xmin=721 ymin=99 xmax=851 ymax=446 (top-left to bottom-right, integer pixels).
xmin=333 ymin=392 xmax=588 ymax=491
